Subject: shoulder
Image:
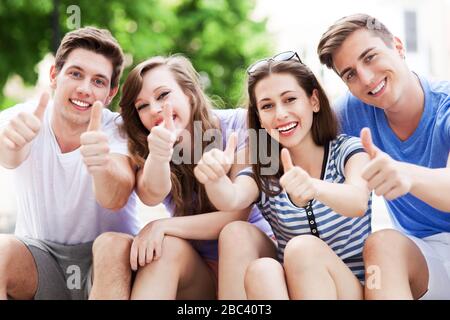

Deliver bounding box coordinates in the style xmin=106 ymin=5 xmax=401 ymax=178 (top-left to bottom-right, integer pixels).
xmin=331 ymin=134 xmax=364 ymax=157
xmin=101 ymin=108 xmax=124 ymax=130
xmin=212 ymin=107 xmax=247 ymax=127
xmin=422 ymin=76 xmax=450 ymax=112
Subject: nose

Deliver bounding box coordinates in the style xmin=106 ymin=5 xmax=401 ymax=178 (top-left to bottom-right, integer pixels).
xmin=358 ymin=66 xmax=375 ymax=87
xmin=149 ymin=103 xmax=163 ymax=116
xmin=275 ymin=104 xmax=289 ymax=120
xmin=76 ymin=79 xmax=92 ymax=96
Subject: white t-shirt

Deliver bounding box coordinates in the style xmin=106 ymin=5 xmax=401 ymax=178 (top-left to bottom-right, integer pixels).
xmin=0 ymin=100 xmax=140 ymax=244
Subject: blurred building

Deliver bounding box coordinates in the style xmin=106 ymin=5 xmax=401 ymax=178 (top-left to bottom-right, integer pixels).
xmin=254 ymin=0 xmax=450 ymax=99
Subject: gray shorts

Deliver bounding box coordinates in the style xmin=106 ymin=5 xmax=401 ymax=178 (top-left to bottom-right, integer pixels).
xmin=17 ymin=236 xmax=93 ymax=300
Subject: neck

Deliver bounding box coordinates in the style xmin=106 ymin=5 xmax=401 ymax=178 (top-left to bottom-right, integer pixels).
xmin=51 ymin=113 xmax=86 ymax=153
xmin=287 ymin=135 xmax=324 ymax=179
xmin=384 ymin=72 xmax=424 ymax=140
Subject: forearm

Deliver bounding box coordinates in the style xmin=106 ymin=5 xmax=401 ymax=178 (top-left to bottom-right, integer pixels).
xmin=313 ymin=179 xmax=369 ymax=217
xmin=137 ymin=156 xmax=171 ymax=206
xmin=92 ymin=157 xmax=135 ymax=210
xmin=204 ymin=177 xmax=239 ymax=211
xmin=408 ymin=164 xmax=450 ymax=212
xmin=157 ymin=208 xmax=251 ymax=240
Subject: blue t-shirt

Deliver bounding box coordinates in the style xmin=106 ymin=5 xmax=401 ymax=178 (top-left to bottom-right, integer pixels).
xmin=335 ymin=74 xmax=450 ymax=238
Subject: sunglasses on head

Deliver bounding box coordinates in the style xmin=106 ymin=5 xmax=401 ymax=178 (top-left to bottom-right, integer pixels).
xmin=246 ymin=51 xmax=303 ymax=75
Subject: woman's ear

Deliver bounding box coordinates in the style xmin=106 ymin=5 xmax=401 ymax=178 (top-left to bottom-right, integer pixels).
xmin=311 ymin=89 xmax=320 ymax=113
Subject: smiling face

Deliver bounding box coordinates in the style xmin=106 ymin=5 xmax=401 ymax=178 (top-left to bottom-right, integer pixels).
xmin=254 ymin=72 xmax=319 ymax=148
xmin=134 ymin=65 xmax=191 ymax=133
xmin=332 ymin=29 xmax=410 ymax=111
xmin=50 ymin=48 xmax=117 ymax=127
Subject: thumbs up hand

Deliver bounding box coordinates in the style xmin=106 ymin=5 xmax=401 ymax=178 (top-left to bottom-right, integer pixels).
xmin=279 ymin=148 xmax=317 ymax=207
xmin=194 ymin=133 xmax=238 ymax=185
xmin=147 ymin=104 xmax=177 ymax=163
xmin=360 ymin=128 xmax=411 ymax=200
xmin=2 ymin=92 xmax=49 ymax=151
xmin=80 ymin=101 xmax=110 ymax=175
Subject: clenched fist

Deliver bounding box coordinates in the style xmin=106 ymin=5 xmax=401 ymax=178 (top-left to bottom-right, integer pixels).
xmin=80 ymin=101 xmax=110 ymax=175
xmin=2 ymin=92 xmax=49 ymax=151
xmin=194 ymin=133 xmax=237 ymax=185
xmin=279 ymin=148 xmax=317 ymax=207
xmin=360 ymin=128 xmax=412 ymax=200
xmin=147 ymin=104 xmax=177 ymax=162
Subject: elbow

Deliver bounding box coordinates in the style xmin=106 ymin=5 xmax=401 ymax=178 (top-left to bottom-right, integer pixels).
xmin=137 ymin=188 xmax=168 ymax=207
xmin=355 ymin=202 xmax=369 ymax=217
xmin=353 ymin=197 xmax=369 ymax=217
xmin=102 ymin=197 xmax=129 ymax=212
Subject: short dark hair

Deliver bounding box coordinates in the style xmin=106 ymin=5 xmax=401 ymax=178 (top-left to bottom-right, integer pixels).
xmin=318 ymin=13 xmax=394 ymax=71
xmin=54 ymin=27 xmax=124 ymax=88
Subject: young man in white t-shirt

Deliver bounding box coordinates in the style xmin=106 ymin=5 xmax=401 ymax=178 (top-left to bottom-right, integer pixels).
xmin=0 ymin=27 xmax=140 ymax=299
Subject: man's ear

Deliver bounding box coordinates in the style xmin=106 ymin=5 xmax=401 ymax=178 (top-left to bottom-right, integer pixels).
xmin=311 ymin=89 xmax=320 ymax=113
xmin=49 ymin=65 xmax=58 ymax=90
xmin=393 ymin=36 xmax=406 ymax=59
xmin=106 ymin=86 xmax=119 ymax=106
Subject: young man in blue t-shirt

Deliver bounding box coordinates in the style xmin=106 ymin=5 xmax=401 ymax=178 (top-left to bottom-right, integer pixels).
xmin=318 ymin=13 xmax=450 ymax=299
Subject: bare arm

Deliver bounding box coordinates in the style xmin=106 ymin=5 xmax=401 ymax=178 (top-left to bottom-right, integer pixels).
xmin=196 ymin=146 xmax=260 ymax=211
xmin=313 ymin=152 xmax=371 ymax=217
xmin=90 ymin=154 xmax=135 ymax=210
xmin=136 ymin=155 xmax=171 ymax=206
xmin=360 ymin=128 xmax=450 ymax=212
xmin=407 ymin=152 xmax=450 ymax=212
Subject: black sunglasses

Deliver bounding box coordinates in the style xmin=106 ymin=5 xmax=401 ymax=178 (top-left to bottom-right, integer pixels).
xmin=246 ymin=51 xmax=303 ymax=75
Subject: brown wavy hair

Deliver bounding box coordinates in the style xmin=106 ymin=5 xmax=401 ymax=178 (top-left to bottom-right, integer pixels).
xmin=120 ymin=55 xmax=219 ymax=216
xmin=246 ymin=59 xmax=338 ymax=196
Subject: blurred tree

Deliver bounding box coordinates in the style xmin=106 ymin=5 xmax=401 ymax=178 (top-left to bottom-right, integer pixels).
xmin=0 ymin=0 xmax=272 ymax=110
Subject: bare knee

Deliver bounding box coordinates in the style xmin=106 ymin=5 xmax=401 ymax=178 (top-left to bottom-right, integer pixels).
xmin=245 ymin=258 xmax=281 ymax=289
xmin=92 ymin=232 xmax=133 ymax=265
xmin=0 ymin=235 xmax=37 ymax=298
xmin=219 ymin=221 xmax=259 ymax=256
xmin=158 ymin=236 xmax=193 ymax=263
xmin=363 ymin=229 xmax=408 ymax=262
xmin=284 ymin=235 xmax=327 ymax=269
xmin=0 ymin=235 xmax=27 ymax=273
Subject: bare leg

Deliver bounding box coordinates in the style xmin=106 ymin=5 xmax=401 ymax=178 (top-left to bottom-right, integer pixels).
xmin=245 ymin=258 xmax=289 ymax=299
xmin=363 ymin=229 xmax=428 ymax=300
xmin=218 ymin=221 xmax=277 ymax=300
xmin=0 ymin=234 xmax=38 ymax=300
xmin=284 ymin=235 xmax=363 ymax=300
xmin=131 ymin=236 xmax=216 ymax=300
xmin=89 ymin=232 xmax=134 ymax=300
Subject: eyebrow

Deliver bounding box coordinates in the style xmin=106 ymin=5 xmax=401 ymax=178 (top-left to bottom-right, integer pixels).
xmin=66 ymin=65 xmax=110 ymax=82
xmin=338 ymin=47 xmax=376 ymax=78
xmin=257 ymin=90 xmax=296 ymax=104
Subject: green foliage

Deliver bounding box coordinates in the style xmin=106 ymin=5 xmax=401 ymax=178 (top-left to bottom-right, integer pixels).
xmin=0 ymin=0 xmax=272 ymax=109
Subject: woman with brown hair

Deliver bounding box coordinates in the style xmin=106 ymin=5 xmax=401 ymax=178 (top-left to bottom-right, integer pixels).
xmin=195 ymin=51 xmax=373 ymax=299
xmin=114 ymin=54 xmax=272 ymax=299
